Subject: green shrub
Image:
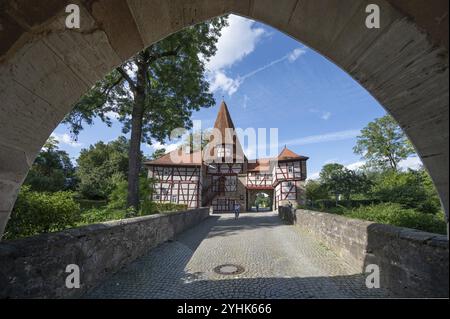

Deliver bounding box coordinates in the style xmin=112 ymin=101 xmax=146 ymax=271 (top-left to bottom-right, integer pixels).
xmin=305 ymin=180 xmax=329 ymax=203
xmin=140 ymin=200 xmax=156 ymax=216
xmin=107 ymin=176 xmax=154 ymax=211
xmin=107 ymin=178 xmax=128 ymax=210
xmin=371 ymin=170 xmax=441 ymax=214
xmin=152 ymin=203 xmax=188 ymax=214
xmin=343 ymin=203 xmax=446 ymax=234
xmin=314 ymin=199 xmax=380 ymax=209
xmin=77 ymin=199 xmax=107 ymax=210
xmin=79 ymin=208 xmax=126 ymax=225
xmin=4 ymin=186 xmax=81 ymax=240
xmin=326 ymin=205 xmax=346 ymax=215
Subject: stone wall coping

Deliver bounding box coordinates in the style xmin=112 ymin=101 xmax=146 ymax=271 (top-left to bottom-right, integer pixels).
xmin=0 ymin=207 xmax=209 ymax=253
xmin=0 ymin=206 xmax=211 ymax=298
xmin=296 ymin=208 xmax=448 ymax=249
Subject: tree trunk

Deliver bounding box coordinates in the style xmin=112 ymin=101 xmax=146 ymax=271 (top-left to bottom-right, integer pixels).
xmin=387 ymin=153 xmax=397 ymax=171
xmin=126 ymin=58 xmax=147 ymax=215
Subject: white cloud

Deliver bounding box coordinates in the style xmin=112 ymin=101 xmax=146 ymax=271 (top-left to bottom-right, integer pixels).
xmin=105 ymin=111 xmax=120 ymax=121
xmin=51 ymin=133 xmax=83 ymax=148
xmin=399 ymin=156 xmax=423 ymax=170
xmin=148 ymin=141 xmax=180 ymax=153
xmin=309 ymin=108 xmax=332 ymax=121
xmin=281 ymin=129 xmax=360 ymax=147
xmin=288 ymin=48 xmax=306 ymax=62
xmin=210 ymin=46 xmax=306 ymax=96
xmin=235 ymin=47 xmax=307 ymax=90
xmin=206 ymin=15 xmax=307 ymax=96
xmin=209 ymin=70 xmax=242 ymax=96
xmin=147 ymin=130 xmax=194 ymax=154
xmin=324 ymin=158 xmax=339 ymax=164
xmin=206 ymin=15 xmax=265 ymax=96
xmin=243 ymin=94 xmax=250 ymax=109
xmin=346 ymin=161 xmax=366 ymax=170
xmin=308 ymin=171 xmax=320 ymax=180
xmin=321 ymin=112 xmax=332 ymax=120
xmin=343 ymin=157 xmax=423 ymax=172
xmin=206 ymin=15 xmax=265 ymax=72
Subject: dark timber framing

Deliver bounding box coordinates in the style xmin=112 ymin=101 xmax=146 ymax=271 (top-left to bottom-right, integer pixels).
xmin=145 ymin=101 xmax=309 ymax=212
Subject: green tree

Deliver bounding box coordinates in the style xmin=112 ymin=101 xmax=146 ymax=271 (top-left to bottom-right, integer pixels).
xmin=76 ymin=136 xmax=136 ymax=199
xmin=371 ymin=169 xmax=441 ymax=214
xmin=320 ymin=164 xmax=344 ymax=204
xmin=354 ymin=115 xmax=415 ymax=170
xmin=305 ymin=180 xmax=329 ymax=205
xmin=24 ymin=136 xmax=77 ymax=192
xmin=151 ymin=148 xmax=167 ymax=160
xmin=63 ymin=17 xmax=228 ymax=213
xmin=255 ymin=193 xmax=271 ymax=208
xmin=320 ymin=163 xmax=370 ymax=203
xmin=319 ymin=163 xmax=345 ymax=182
xmin=107 ymin=176 xmax=154 ymax=211
xmin=183 ymin=129 xmax=212 ymax=151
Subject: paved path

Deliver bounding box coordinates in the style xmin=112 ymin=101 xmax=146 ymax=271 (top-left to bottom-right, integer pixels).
xmin=86 ymin=212 xmax=389 ymax=299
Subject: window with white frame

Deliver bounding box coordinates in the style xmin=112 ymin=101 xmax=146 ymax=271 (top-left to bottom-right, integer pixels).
xmin=217 ymin=145 xmax=232 ymax=157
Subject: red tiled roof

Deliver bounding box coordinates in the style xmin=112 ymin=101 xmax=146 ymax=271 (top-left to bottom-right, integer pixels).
xmin=144 ymin=103 xmax=309 ymax=167
xmin=144 ymin=149 xmax=202 ymax=166
xmin=277 ymin=147 xmax=309 ymax=161
xmin=247 ymin=158 xmax=273 ymax=172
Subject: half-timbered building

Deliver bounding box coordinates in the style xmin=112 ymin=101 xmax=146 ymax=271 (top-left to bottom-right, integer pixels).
xmin=144 ymin=101 xmax=309 ymax=213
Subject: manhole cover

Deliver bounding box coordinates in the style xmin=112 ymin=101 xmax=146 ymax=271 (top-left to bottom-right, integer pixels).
xmin=213 ymin=264 xmax=245 ymax=275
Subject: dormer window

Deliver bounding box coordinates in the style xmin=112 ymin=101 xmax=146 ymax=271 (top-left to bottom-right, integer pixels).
xmin=217 ymin=145 xmax=232 ymax=157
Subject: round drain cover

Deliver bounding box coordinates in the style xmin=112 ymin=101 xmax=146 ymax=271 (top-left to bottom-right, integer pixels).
xmin=213 ymin=264 xmax=245 ymax=275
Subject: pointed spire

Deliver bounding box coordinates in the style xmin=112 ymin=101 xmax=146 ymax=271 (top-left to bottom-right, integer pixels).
xmin=213 ymin=100 xmax=236 ymax=135
xmin=207 ymin=100 xmax=246 ymax=163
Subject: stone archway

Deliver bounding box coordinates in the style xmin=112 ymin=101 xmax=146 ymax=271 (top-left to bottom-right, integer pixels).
xmin=247 ymin=190 xmax=274 ymax=211
xmin=0 ymin=0 xmax=448 ymax=237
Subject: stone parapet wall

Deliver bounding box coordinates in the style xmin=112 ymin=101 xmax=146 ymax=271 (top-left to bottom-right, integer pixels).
xmin=0 ymin=208 xmax=210 ymax=299
xmin=289 ymin=208 xmax=449 ymax=297
xmin=278 ymin=206 xmax=296 ymax=224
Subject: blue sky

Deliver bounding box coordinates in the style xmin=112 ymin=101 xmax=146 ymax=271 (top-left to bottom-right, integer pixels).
xmin=51 ymin=15 xmax=421 ymax=179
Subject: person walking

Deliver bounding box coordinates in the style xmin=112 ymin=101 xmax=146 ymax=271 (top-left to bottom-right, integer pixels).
xmin=234 ymin=202 xmax=241 ymax=219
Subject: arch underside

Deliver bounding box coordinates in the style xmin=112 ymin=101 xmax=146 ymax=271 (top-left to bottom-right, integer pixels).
xmin=0 ymin=0 xmax=448 ymax=237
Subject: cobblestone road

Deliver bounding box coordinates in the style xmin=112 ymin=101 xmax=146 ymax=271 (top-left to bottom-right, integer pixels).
xmin=86 ymin=212 xmax=389 ymax=298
